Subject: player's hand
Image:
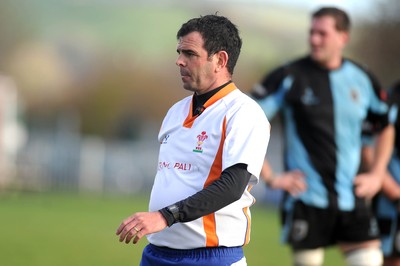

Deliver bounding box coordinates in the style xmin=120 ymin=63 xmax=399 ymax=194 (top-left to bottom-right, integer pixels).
xmin=354 ymin=172 xmax=384 ymax=199
xmin=116 ymin=211 xmax=168 ymax=244
xmin=268 ymin=170 xmax=307 ymax=196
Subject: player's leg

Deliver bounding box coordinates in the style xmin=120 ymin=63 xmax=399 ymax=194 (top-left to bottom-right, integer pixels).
xmin=282 ymin=201 xmax=334 ymax=266
xmin=338 ymin=198 xmax=383 ymax=266
xmin=340 ymin=240 xmax=383 ymax=266
xmin=292 ymin=248 xmax=324 ymax=266
xmin=377 ymin=216 xmax=400 ymax=266
xmin=375 ymin=158 xmax=400 ymax=266
xmin=383 ymin=257 xmax=400 ymax=266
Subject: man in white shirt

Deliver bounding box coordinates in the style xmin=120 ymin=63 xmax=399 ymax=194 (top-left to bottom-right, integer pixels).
xmin=116 ymin=14 xmax=270 ymax=266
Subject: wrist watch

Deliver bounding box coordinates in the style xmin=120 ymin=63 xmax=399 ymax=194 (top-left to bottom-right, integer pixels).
xmin=167 ymin=204 xmax=180 ymax=222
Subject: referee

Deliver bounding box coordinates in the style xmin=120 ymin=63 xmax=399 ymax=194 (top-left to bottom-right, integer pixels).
xmin=116 ymin=14 xmax=270 ymax=266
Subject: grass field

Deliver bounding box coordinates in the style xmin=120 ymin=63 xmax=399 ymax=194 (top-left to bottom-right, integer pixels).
xmin=0 ymin=192 xmax=345 ymax=265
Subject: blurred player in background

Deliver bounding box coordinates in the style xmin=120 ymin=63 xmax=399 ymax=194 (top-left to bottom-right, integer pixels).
xmin=372 ymin=80 xmax=400 ymax=266
xmin=251 ymin=6 xmax=394 ymax=266
xmin=116 ymin=14 xmax=270 ymax=266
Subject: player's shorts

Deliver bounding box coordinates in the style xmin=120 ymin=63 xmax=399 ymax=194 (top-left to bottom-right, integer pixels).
xmin=281 ymin=200 xmax=380 ymax=250
xmin=140 ymin=244 xmax=246 ymax=266
xmin=373 ymin=155 xmax=400 ymax=257
xmin=377 ymin=215 xmax=400 ymax=258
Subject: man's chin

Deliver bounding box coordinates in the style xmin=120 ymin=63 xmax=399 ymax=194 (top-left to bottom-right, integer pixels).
xmin=311 ymin=53 xmax=325 ymax=63
xmin=310 ymin=53 xmax=319 ymax=60
xmin=182 ymin=84 xmax=195 ymax=92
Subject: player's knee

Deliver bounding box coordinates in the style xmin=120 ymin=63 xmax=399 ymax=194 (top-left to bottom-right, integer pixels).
xmin=344 ymin=247 xmax=383 ymax=266
xmin=293 ymin=248 xmax=324 ymax=266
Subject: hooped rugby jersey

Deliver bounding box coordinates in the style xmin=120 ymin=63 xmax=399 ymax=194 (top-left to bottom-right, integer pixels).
xmin=252 ymin=56 xmax=389 ymax=211
xmin=148 ymin=82 xmax=270 ymax=249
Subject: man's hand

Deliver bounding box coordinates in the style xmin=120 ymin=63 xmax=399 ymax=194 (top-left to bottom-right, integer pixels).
xmin=268 ymin=170 xmax=307 ymax=196
xmin=116 ymin=211 xmax=168 ymax=244
xmin=354 ymin=172 xmax=384 ymax=199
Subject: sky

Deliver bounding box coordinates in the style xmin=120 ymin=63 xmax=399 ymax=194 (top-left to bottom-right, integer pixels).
xmin=280 ymin=0 xmax=376 ymax=16
xmin=213 ymin=0 xmax=378 ymax=19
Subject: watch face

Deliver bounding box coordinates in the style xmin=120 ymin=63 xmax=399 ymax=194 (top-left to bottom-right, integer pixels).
xmin=168 ymin=204 xmax=180 ymax=221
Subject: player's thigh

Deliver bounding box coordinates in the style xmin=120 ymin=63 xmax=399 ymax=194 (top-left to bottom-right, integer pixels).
xmin=378 ymin=216 xmax=400 ymax=260
xmin=342 ymin=245 xmax=383 ymax=266
xmin=383 ymin=257 xmax=400 ymax=266
xmin=282 ymin=201 xmax=335 ymax=249
xmin=337 ymin=199 xmax=380 ymax=244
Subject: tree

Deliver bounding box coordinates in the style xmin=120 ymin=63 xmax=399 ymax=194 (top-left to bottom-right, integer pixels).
xmin=352 ymin=0 xmax=400 ymax=88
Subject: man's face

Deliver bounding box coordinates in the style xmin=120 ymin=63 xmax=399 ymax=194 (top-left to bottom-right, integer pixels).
xmin=309 ymin=16 xmax=348 ymax=68
xmin=176 ymin=31 xmax=218 ymax=95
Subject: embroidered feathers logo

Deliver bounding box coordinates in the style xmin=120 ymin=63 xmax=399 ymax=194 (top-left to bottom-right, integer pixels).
xmin=193 ymin=131 xmax=208 ymax=153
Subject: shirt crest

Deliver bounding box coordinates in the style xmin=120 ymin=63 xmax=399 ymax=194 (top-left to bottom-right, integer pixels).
xmin=193 ymin=131 xmax=208 ymax=153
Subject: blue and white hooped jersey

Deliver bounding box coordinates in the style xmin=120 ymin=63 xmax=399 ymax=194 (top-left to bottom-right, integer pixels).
xmin=148 ymin=82 xmax=270 ymax=249
xmin=252 ymin=56 xmax=389 ymax=211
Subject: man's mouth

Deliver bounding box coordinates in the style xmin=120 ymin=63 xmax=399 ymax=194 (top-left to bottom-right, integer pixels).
xmin=180 ymin=70 xmax=190 ymax=77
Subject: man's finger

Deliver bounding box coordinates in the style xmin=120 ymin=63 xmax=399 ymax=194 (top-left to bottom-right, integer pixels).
xmin=125 ymin=228 xmax=140 ymax=244
xmin=116 ymin=216 xmax=135 ymax=235
xmin=133 ymin=231 xmax=143 ymax=244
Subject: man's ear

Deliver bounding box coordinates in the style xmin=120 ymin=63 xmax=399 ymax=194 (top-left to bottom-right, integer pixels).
xmin=341 ymin=31 xmax=349 ymax=46
xmin=215 ymin=51 xmax=228 ymax=72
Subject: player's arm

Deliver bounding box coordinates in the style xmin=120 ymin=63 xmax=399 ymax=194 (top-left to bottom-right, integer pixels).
xmin=261 ymin=159 xmax=306 ymax=196
xmin=251 ymin=67 xmax=307 ymax=195
xmin=251 ymin=66 xmax=290 ymax=119
xmin=370 ymin=124 xmax=395 ymax=176
xmin=379 ymin=82 xmax=400 ymax=201
xmin=354 ymin=74 xmax=396 ymax=198
xmin=354 ymin=124 xmax=395 ymax=198
xmin=159 ymin=163 xmax=251 ymax=226
xmin=381 ymin=171 xmax=400 ymax=201
xmin=359 ymin=143 xmax=375 ymax=173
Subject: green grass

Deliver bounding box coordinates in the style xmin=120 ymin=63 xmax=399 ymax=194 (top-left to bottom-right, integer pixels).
xmin=0 ymin=192 xmax=345 ymax=265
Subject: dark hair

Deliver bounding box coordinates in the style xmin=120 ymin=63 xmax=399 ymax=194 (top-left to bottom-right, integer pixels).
xmin=177 ymin=14 xmax=242 ymax=75
xmin=312 ymin=7 xmax=351 ymax=32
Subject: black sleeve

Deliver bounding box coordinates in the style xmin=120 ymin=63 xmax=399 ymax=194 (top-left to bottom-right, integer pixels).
xmin=250 ymin=66 xmax=288 ymax=99
xmin=159 ymin=163 xmax=251 ymax=226
xmin=363 ymin=111 xmax=389 ymax=136
xmin=389 ymin=81 xmax=400 ymax=152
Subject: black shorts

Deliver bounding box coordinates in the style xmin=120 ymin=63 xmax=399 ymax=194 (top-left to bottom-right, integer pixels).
xmin=377 ymin=216 xmax=400 ymax=258
xmin=281 ymin=200 xmax=380 ymax=250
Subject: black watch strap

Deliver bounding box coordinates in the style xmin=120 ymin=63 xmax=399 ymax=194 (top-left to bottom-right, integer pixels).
xmin=167 ymin=204 xmax=180 ymax=221
xmin=159 ymin=204 xmax=180 ymax=227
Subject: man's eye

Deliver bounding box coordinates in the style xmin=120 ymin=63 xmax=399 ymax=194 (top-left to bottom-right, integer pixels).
xmin=184 ymin=51 xmax=195 ymax=57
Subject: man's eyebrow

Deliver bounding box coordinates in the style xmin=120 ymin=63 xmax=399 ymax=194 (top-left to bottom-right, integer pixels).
xmin=177 ymin=49 xmax=195 ymax=54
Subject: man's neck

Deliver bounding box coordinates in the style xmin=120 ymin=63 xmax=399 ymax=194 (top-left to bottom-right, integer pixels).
xmin=192 ymin=80 xmax=232 ymax=115
xmin=324 ymin=58 xmax=343 ymax=70
xmin=313 ymin=57 xmax=343 ymax=70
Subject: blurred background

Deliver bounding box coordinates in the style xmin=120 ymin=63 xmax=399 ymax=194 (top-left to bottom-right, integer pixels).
xmin=0 ymin=0 xmax=399 ymax=201
xmin=1 ymin=0 xmax=399 ymax=265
